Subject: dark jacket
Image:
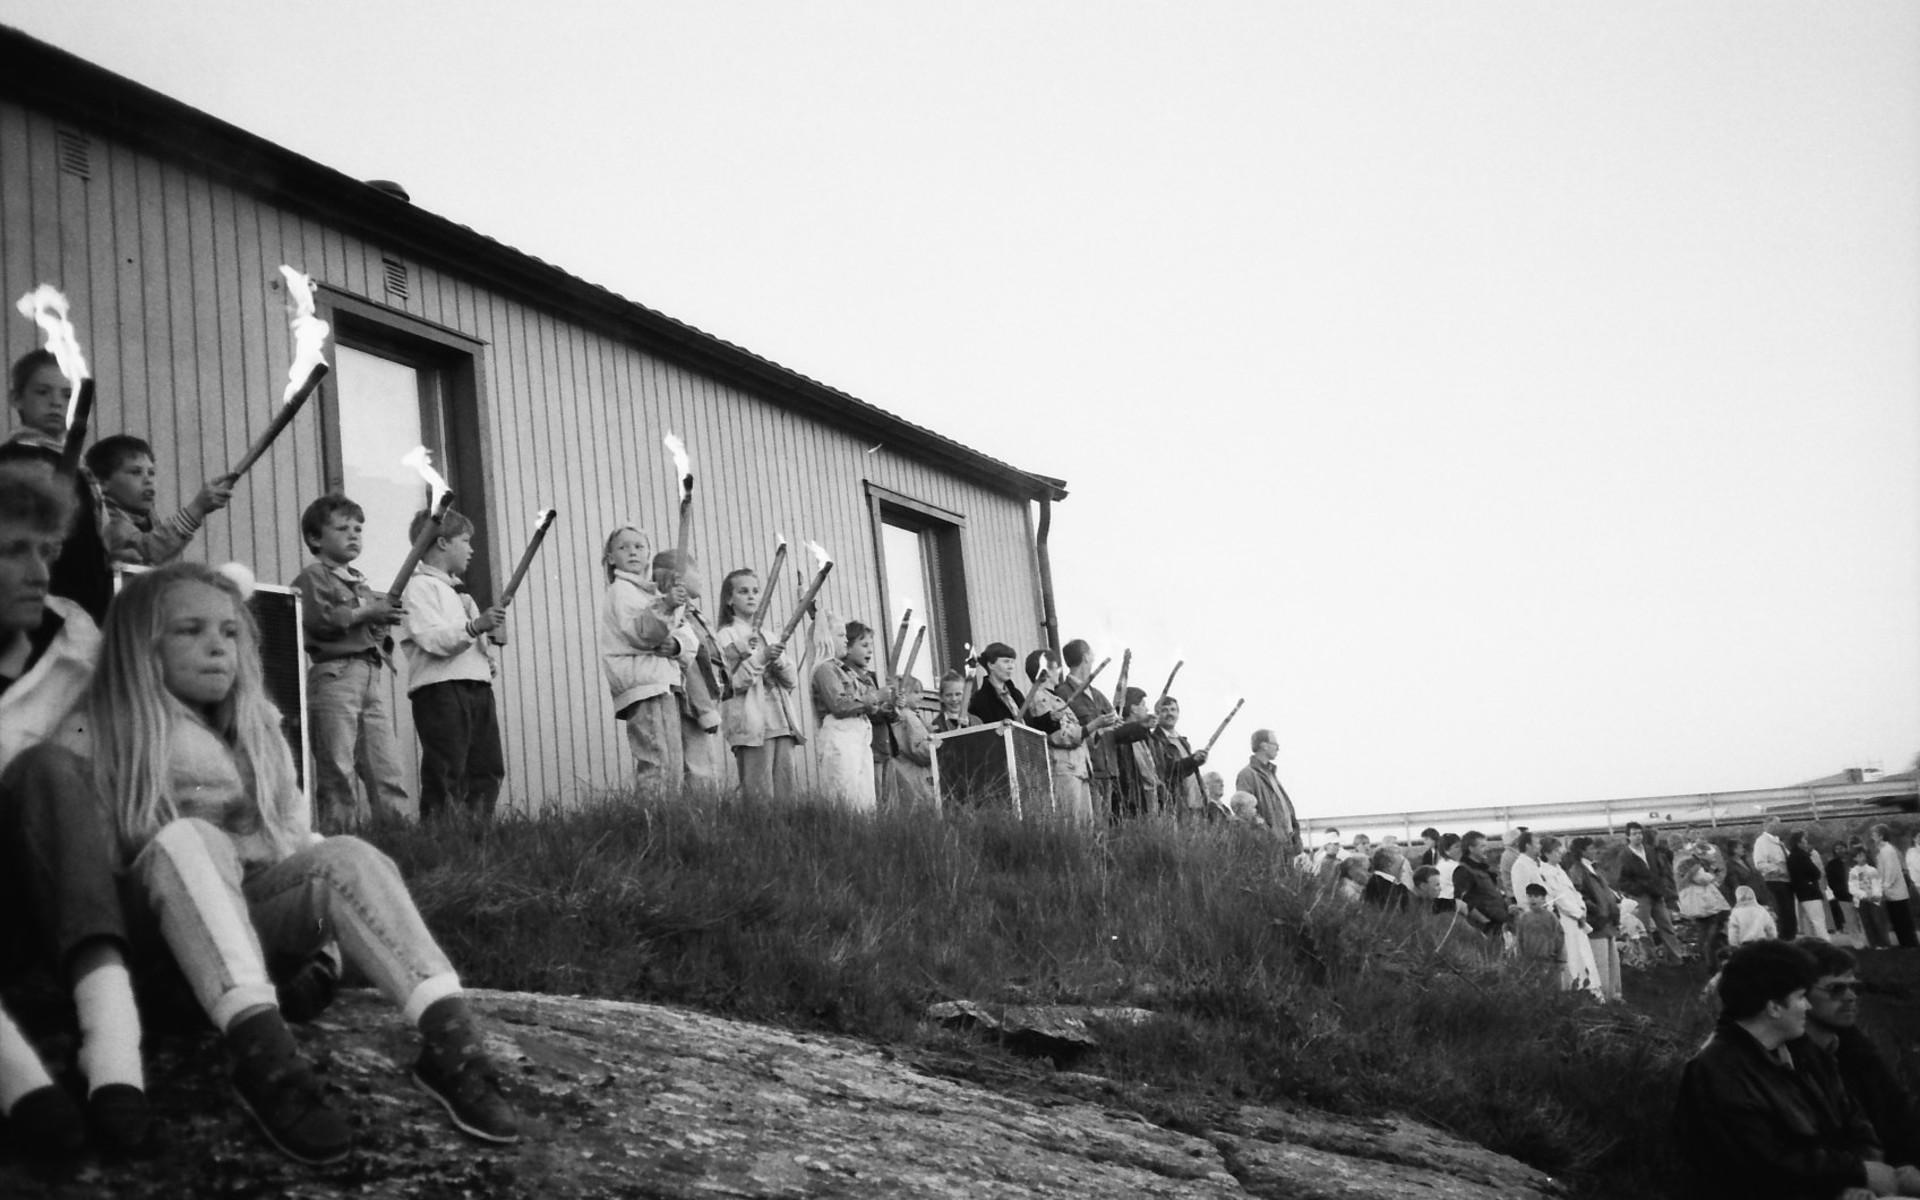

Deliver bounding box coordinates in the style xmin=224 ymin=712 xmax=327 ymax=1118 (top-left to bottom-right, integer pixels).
xmin=1147 ymin=728 xmax=1204 ymax=813
xmin=1112 ymin=721 xmax=1158 ymax=819
xmin=1788 ymin=847 xmax=1826 ymax=903
xmin=1362 ymin=874 xmax=1411 ymax=912
xmin=1566 ymin=857 xmax=1620 ymax=939
xmin=1616 ymin=846 xmax=1665 ymax=902
xmin=1723 ymin=854 xmax=1762 ymax=905
xmin=1825 ymin=853 xmax=1855 ymax=905
xmin=1652 ymin=842 xmax=1680 ymax=901
xmin=1452 ymin=856 xmax=1508 ymax=932
xmin=968 ymin=679 xmax=1024 ymax=727
xmin=1674 ymin=1021 xmax=1878 ymax=1200
xmin=1065 ymin=684 xmax=1117 ymax=779
xmin=1233 ymin=757 xmax=1299 ymax=849
xmin=1831 ymin=1025 xmax=1920 ymax=1168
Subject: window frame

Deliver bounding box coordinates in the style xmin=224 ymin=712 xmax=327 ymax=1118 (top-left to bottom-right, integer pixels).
xmin=866 ymin=482 xmax=970 ymax=681
xmin=312 ymin=288 xmax=497 ymax=601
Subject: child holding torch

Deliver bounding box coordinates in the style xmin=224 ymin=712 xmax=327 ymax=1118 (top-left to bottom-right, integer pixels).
xmin=714 ymin=566 xmax=803 ymax=803
xmin=811 ymin=620 xmax=888 ymax=812
xmin=85 ymin=434 xmax=233 ymax=566
xmin=880 ymin=674 xmax=935 ymax=809
xmin=290 ymin=494 xmax=410 ymax=830
xmin=654 ymin=550 xmax=729 ymax=792
xmin=398 ymin=508 xmax=506 ymax=822
xmin=4 ymin=349 xmax=113 ymax=622
xmin=597 ymin=526 xmax=693 ymax=793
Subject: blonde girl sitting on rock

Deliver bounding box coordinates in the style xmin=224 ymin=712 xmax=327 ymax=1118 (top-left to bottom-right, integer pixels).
xmin=74 ymin=562 xmax=520 ymax=1165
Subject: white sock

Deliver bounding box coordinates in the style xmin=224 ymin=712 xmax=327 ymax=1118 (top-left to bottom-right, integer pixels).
xmin=72 ymin=944 xmax=144 ymax=1093
xmin=0 ymin=1004 xmax=56 ymax=1113
xmin=402 ymin=973 xmax=463 ymax=1026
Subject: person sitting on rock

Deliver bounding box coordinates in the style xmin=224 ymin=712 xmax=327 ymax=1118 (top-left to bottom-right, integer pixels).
xmin=1674 ymin=939 xmax=1919 ymax=1199
xmin=1796 ymin=938 xmax=1920 ymax=1173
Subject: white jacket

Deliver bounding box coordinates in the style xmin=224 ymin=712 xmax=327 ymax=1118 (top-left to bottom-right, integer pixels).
xmin=399 ymin=564 xmax=494 ymax=693
xmin=0 ymin=596 xmax=99 ymax=771
xmin=598 ymin=571 xmax=692 ymax=713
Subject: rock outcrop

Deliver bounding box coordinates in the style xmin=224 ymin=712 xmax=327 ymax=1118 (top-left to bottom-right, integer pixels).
xmin=1 ymin=989 xmax=1563 ymax=1198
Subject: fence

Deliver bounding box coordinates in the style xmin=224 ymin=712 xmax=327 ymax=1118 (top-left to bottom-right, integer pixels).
xmin=1304 ymin=777 xmax=1920 ymax=844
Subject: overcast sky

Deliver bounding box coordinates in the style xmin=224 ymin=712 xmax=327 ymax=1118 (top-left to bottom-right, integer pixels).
xmin=5 ymin=1 xmax=1916 ymax=821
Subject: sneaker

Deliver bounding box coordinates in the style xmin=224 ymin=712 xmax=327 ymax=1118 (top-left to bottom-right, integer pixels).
xmin=413 ymin=1053 xmax=520 ymax=1144
xmin=87 ymin=1083 xmax=159 ymax=1157
xmin=227 ymin=1009 xmax=353 ymax=1165
xmin=8 ymin=1084 xmax=85 ymax=1158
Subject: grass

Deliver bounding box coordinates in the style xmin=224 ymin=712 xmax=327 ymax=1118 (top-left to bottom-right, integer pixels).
xmin=372 ymin=791 xmax=1711 ymax=1198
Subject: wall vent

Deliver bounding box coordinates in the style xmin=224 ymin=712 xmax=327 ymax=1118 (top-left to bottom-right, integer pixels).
xmin=382 ymin=258 xmax=409 ymax=301
xmin=55 ymin=129 xmax=91 ymax=180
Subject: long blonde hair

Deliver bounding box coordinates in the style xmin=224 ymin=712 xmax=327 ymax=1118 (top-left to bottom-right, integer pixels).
xmin=88 ymin=563 xmax=303 ymax=855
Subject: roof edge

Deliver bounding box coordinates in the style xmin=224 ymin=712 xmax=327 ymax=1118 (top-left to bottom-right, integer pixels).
xmin=0 ymin=24 xmax=1068 ymax=504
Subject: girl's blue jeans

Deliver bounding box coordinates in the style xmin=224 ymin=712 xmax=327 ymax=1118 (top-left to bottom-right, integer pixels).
xmin=129 ymin=819 xmax=458 ymax=1030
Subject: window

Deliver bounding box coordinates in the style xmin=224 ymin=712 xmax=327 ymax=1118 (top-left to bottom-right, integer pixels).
xmin=330 ymin=345 xmax=436 ymax=586
xmin=868 ymin=484 xmax=969 ymax=683
xmin=315 ymin=291 xmax=493 ymax=599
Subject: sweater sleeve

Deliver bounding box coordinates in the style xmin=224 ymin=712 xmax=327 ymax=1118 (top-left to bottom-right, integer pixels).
xmin=103 ymin=504 xmax=200 ymax=566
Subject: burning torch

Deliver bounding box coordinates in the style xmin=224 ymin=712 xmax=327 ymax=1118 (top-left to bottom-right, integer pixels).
xmin=664 ymin=433 xmax=693 ymax=562
xmin=230 ymin=267 xmax=330 ymax=479
xmin=388 ymin=446 xmax=454 ymax=603
xmin=14 ymin=284 xmax=93 ymax=472
xmin=774 ymin=540 xmax=835 ymax=652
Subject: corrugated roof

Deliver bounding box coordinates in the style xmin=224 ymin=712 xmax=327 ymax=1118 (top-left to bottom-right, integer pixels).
xmin=0 ymin=24 xmax=1067 ymax=504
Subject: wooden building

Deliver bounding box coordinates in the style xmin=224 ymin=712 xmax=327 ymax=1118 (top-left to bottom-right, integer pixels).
xmin=0 ymin=27 xmax=1068 ymax=812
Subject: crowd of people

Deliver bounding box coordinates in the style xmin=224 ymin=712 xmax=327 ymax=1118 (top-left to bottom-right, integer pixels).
xmin=11 ymin=345 xmax=1920 ymax=1194
xmin=1293 ymin=814 xmax=1920 ymax=1010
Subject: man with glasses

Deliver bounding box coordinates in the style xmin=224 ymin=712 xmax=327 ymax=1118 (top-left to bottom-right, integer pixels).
xmin=1675 ymin=940 xmax=1914 ymax=1198
xmin=1798 ymin=938 xmax=1920 ymax=1173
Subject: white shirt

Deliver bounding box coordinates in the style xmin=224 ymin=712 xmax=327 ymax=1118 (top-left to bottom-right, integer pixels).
xmin=399 ymin=563 xmax=494 ymax=693
xmin=1510 ymin=853 xmax=1547 ymax=906
xmin=1881 ymin=843 xmax=1912 ymax=902
xmin=1752 ymin=831 xmax=1788 ymax=883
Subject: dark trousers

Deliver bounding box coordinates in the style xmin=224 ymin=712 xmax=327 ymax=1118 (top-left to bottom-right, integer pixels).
xmin=1891 ymin=895 xmax=1920 ymax=948
xmin=1765 ymin=882 xmax=1800 ymax=942
xmin=0 ymin=743 xmax=130 ymax=973
xmin=410 ymin=680 xmax=504 ymax=821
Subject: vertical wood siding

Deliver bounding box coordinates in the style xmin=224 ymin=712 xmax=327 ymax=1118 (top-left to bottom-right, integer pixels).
xmin=1 ymin=100 xmax=1049 ymax=811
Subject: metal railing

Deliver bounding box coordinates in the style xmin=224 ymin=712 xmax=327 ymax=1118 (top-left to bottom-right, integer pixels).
xmin=1303 ymin=777 xmax=1920 ymax=842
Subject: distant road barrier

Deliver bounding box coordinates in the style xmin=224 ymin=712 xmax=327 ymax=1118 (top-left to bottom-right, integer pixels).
xmin=1304 ymin=777 xmax=1920 ymax=843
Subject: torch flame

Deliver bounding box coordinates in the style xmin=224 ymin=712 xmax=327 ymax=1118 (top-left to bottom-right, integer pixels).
xmin=401 ymin=446 xmax=451 ymax=511
xmin=14 ymin=285 xmax=91 ymax=427
xmin=662 ymin=432 xmax=691 ymax=499
xmin=535 ymin=507 xmax=556 ymax=523
xmin=775 ymin=531 xmax=788 ymax=549
xmin=805 ymin=539 xmax=832 ymax=569
xmin=277 ymin=266 xmax=330 ymax=405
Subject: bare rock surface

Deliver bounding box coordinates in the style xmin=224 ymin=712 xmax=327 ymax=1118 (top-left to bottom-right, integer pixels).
xmin=925 ymin=999 xmax=1156 ymax=1062
xmin=0 ymin=988 xmax=1563 ymax=1198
